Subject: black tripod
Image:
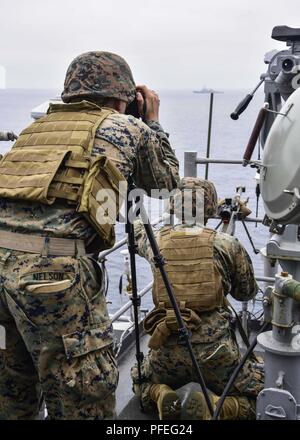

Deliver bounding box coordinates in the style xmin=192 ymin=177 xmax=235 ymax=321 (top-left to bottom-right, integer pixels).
xmin=125 ymin=178 xmax=214 ymax=417
xmin=125 ymin=184 xmax=144 ymax=411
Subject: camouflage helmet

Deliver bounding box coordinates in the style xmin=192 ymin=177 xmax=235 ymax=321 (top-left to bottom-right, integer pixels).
xmin=172 ymin=177 xmax=218 ymax=222
xmin=61 ymin=51 xmax=136 ymax=104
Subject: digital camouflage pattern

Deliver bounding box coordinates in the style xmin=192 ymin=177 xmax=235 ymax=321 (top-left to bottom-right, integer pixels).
xmin=61 ymin=51 xmax=136 ymax=104
xmin=171 ymin=177 xmax=218 ymax=222
xmin=0 ymin=250 xmax=118 ymax=419
xmin=131 ymin=220 xmax=262 ymax=418
xmin=0 ymin=97 xmax=178 ymax=419
xmin=133 ymin=220 xmax=258 ymax=315
xmin=131 ymin=332 xmax=263 ymax=419
xmin=0 ymin=116 xmax=179 ymax=252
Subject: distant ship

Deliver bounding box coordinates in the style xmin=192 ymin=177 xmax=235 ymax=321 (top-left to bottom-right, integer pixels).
xmin=193 ymin=87 xmax=223 ymax=94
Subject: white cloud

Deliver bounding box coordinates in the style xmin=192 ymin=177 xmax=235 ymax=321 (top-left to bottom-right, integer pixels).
xmin=0 ymin=66 xmax=6 ymax=89
xmin=1 ymin=0 xmax=300 ymax=89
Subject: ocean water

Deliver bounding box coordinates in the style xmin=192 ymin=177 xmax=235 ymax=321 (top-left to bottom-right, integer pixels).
xmin=0 ymin=88 xmax=269 ymax=315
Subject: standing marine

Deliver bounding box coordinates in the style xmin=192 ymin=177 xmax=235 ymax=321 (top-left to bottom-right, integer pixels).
xmin=131 ymin=177 xmax=264 ymax=420
xmin=0 ymin=51 xmax=179 ymax=419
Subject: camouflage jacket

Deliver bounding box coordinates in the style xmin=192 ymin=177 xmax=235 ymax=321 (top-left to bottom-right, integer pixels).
xmin=134 ymin=221 xmax=258 ymax=344
xmin=0 ymin=113 xmax=179 ymax=247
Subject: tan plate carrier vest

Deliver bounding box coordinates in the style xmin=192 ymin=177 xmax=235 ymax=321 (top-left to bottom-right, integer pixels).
xmin=0 ymin=101 xmax=127 ymax=250
xmin=153 ymin=225 xmax=224 ymax=312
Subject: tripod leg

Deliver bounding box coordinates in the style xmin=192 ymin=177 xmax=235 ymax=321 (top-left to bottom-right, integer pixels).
xmin=240 ymin=218 xmax=259 ymax=254
xmin=126 ymin=192 xmax=144 ymax=411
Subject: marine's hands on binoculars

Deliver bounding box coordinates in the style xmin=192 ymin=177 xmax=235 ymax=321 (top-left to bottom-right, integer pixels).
xmin=136 ymin=85 xmax=160 ymax=123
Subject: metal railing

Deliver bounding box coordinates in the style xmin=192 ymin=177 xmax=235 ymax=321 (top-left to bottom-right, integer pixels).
xmin=101 ymin=151 xmax=276 ymax=330
xmin=110 ymin=276 xmax=274 ymax=324
xmin=99 ymin=237 xmax=127 ymax=260
xmin=110 ymin=282 xmax=153 ymax=323
xmin=98 ymin=213 xmax=171 ymax=261
xmin=185 ymin=151 xmax=245 ymax=177
xmin=183 ymin=150 xmax=279 ymax=333
xmin=101 ymin=214 xmax=170 ymax=325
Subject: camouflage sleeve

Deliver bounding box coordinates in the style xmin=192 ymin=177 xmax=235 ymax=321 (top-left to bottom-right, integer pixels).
xmin=133 ymin=220 xmax=154 ymax=262
xmin=133 ymin=120 xmax=180 ymax=196
xmin=215 ymin=234 xmax=258 ymax=302
xmin=146 ymin=121 xmax=170 ymax=141
xmin=229 ymin=238 xmax=258 ymax=301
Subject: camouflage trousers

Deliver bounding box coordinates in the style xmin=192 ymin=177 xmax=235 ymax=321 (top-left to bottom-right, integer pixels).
xmin=131 ymin=330 xmax=264 ymax=419
xmin=0 ymin=248 xmax=118 ymax=420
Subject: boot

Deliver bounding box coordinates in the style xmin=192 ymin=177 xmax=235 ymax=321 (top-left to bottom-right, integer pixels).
xmin=149 ymin=384 xmax=181 ymax=420
xmin=182 ymin=390 xmax=218 ymax=420
xmin=182 ymin=390 xmax=254 ymax=420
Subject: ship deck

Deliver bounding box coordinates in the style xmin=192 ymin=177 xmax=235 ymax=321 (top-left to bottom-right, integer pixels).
xmin=115 ymin=325 xmax=264 ymax=420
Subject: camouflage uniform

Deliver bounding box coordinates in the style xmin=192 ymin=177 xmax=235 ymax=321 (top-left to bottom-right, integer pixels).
xmin=131 ymin=179 xmax=264 ymax=419
xmin=0 ymin=116 xmax=178 ymax=250
xmin=0 ymin=252 xmax=117 ymax=420
xmin=0 ymin=52 xmax=179 ymax=420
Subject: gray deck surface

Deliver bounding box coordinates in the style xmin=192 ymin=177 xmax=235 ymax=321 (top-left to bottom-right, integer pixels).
xmin=116 ymin=333 xmax=159 ymax=420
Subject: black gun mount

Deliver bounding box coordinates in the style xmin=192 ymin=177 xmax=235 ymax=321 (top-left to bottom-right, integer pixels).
xmin=218 ymin=198 xmax=234 ymax=224
xmin=262 ymin=26 xmax=300 ymax=143
xmin=272 ymin=26 xmax=300 ymax=43
xmin=231 ymin=25 xmax=300 ymax=147
xmin=267 ymin=27 xmax=300 ymax=83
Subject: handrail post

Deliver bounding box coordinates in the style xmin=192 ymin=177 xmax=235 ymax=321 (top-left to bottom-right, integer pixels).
xmin=184 ymin=151 xmax=198 ymax=177
xmin=205 ymin=92 xmax=214 ymax=180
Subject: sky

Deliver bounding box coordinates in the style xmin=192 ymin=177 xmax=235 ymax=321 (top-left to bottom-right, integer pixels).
xmin=0 ymin=0 xmax=300 ymax=90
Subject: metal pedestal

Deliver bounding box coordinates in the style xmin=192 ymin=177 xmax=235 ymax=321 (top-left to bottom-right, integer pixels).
xmin=257 ymin=330 xmax=300 ymax=420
